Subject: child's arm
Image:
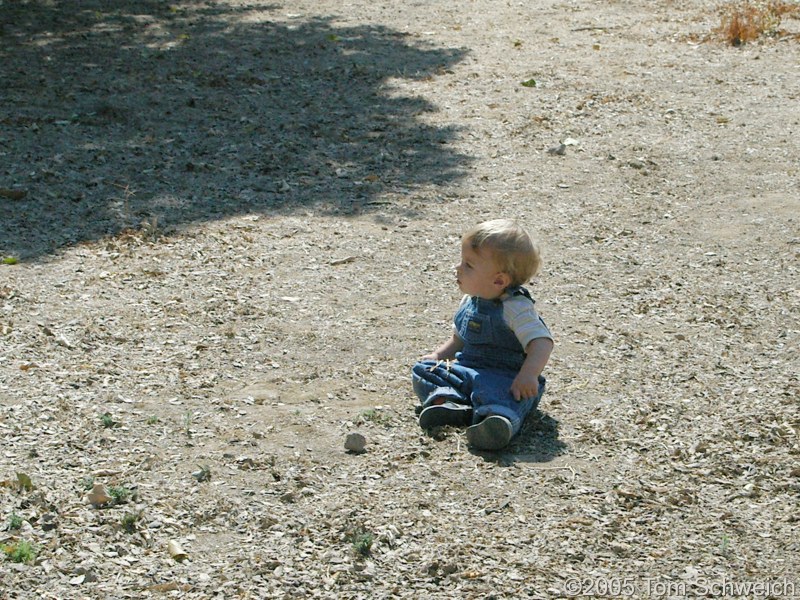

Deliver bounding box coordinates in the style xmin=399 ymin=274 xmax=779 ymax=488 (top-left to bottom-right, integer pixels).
xmin=421 ymin=333 xmax=464 ymax=361
xmin=511 ymin=337 xmax=553 ymax=401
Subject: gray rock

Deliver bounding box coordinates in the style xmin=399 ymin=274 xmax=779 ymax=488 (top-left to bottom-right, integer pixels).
xmin=345 ymin=432 xmax=367 ymax=454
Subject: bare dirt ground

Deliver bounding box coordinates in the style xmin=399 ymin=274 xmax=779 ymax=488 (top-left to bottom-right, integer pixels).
xmin=1 ymin=0 xmax=799 ymax=598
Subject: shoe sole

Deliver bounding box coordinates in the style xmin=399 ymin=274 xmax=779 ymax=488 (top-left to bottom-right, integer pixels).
xmin=419 ymin=404 xmax=472 ymax=429
xmin=466 ymin=416 xmax=512 ymax=450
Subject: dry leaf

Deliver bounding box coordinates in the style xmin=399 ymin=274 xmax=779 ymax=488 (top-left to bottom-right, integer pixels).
xmin=330 ymin=256 xmax=357 ymax=266
xmin=87 ymin=483 xmax=113 ymax=508
xmin=462 ymin=570 xmax=482 ymax=579
xmin=167 ymin=540 xmax=188 ymax=561
xmin=148 ymin=582 xmax=180 ymax=592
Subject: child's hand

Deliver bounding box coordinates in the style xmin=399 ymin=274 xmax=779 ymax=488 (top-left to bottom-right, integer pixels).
xmin=511 ymin=372 xmax=540 ymax=402
xmin=511 ymin=338 xmax=552 ymax=401
xmin=421 ymin=334 xmax=463 ymax=363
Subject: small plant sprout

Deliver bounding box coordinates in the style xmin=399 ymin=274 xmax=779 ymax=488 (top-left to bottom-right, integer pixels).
xmin=146 ymin=415 xmax=159 ymax=425
xmin=192 ymin=465 xmax=211 ymax=482
xmin=346 ymin=527 xmax=375 ymax=557
xmin=7 ymin=513 xmax=23 ymax=531
xmin=120 ymin=511 xmax=143 ymax=534
xmin=183 ymin=410 xmax=194 ymax=436
xmin=2 ymin=539 xmax=37 ymax=564
xmin=720 ymin=533 xmax=731 ymax=556
xmin=107 ymin=485 xmax=134 ymax=505
xmin=80 ymin=475 xmax=95 ymax=491
xmin=360 ymin=409 xmax=378 ymax=421
xmin=358 ymin=408 xmax=391 ymax=427
xmin=100 ymin=412 xmax=117 ymax=428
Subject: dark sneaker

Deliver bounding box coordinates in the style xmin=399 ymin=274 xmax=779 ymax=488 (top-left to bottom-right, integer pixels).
xmin=419 ymin=401 xmax=473 ymax=429
xmin=466 ymin=415 xmax=513 ymax=450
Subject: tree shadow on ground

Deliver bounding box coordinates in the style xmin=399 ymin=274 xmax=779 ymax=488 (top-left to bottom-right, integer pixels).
xmin=470 ymin=411 xmax=568 ymax=465
xmin=0 ymin=1 xmax=470 ymax=259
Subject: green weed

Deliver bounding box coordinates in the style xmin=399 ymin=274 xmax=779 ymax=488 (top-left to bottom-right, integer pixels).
xmin=107 ymin=485 xmax=133 ymax=505
xmin=358 ymin=408 xmax=392 ymax=426
xmin=346 ymin=527 xmax=374 ymax=557
xmin=2 ymin=540 xmax=36 ymax=564
xmin=720 ymin=533 xmax=731 ymax=556
xmin=120 ymin=511 xmax=142 ymax=534
xmin=7 ymin=513 xmax=23 ymax=530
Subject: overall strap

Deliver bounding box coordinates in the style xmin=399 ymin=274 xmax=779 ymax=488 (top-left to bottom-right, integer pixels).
xmin=474 ymin=296 xmax=496 ymax=314
xmin=505 ymin=285 xmax=535 ymax=304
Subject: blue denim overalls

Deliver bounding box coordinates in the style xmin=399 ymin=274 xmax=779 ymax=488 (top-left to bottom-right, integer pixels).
xmin=412 ymin=286 xmax=546 ymax=437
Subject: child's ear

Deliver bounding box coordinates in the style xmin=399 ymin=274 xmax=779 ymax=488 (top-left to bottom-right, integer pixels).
xmin=494 ymin=272 xmax=512 ymax=289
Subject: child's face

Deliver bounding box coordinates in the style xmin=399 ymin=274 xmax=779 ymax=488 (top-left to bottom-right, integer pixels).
xmin=455 ymin=241 xmax=509 ymax=299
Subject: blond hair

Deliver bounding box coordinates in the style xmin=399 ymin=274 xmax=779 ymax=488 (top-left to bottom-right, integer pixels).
xmin=463 ymin=219 xmax=541 ymax=285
